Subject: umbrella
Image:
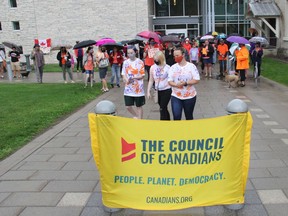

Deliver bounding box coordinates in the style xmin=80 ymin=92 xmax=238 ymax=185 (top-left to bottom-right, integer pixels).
xmin=249 ymin=36 xmax=269 ymax=45
xmin=162 ymin=35 xmax=180 ymax=43
xmin=73 ymin=40 xmax=96 ymax=49
xmin=212 ymin=31 xmax=218 ymax=36
xmin=51 ymin=40 xmax=72 ymax=51
xmin=2 ymin=41 xmax=22 ymax=53
xmin=227 ymin=36 xmax=250 ymax=44
xmin=200 ymin=35 xmax=214 ymax=40
xmin=96 ymin=38 xmax=116 ymax=46
xmin=229 ymin=43 xmax=251 ymax=55
xmin=136 ymin=31 xmax=161 ymax=43
xmin=205 ymin=31 xmax=212 ymax=35
xmin=120 ymin=39 xmax=143 ymax=45
xmin=217 ymin=33 xmax=227 ymax=39
xmin=102 ymin=42 xmax=124 ymax=51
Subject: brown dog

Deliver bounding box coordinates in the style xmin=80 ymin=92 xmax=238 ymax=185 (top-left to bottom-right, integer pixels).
xmin=224 ymin=71 xmax=239 ymax=88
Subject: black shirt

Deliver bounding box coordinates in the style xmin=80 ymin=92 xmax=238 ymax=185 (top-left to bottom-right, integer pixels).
xmin=9 ymin=51 xmax=20 ymax=62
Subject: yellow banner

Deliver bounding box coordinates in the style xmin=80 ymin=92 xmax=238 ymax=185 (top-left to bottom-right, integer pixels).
xmin=89 ymin=113 xmax=253 ymax=210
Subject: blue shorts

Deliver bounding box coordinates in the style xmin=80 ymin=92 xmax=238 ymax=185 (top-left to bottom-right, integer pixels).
xmin=85 ymin=70 xmax=93 ymax=75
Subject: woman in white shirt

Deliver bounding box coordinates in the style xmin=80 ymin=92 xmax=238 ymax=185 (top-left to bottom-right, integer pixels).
xmin=147 ymin=51 xmax=172 ymax=120
xmin=121 ymin=46 xmax=145 ymax=119
xmin=168 ymin=47 xmax=200 ymax=120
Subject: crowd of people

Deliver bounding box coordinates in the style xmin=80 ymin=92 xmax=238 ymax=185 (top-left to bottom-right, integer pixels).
xmin=0 ymin=34 xmax=264 ymax=121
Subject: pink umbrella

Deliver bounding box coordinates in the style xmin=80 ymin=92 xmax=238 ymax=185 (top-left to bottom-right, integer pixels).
xmin=136 ymin=31 xmax=161 ymax=43
xmin=96 ymin=38 xmax=116 ymax=46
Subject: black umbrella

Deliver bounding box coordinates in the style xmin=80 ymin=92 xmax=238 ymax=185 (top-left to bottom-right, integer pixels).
xmin=162 ymin=35 xmax=180 ymax=43
xmin=103 ymin=42 xmax=124 ymax=52
xmin=120 ymin=39 xmax=143 ymax=45
xmin=2 ymin=41 xmax=22 ymax=53
xmin=73 ymin=40 xmax=96 ymax=49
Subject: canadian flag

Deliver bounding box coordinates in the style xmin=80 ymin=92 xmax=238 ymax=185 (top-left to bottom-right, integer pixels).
xmin=34 ymin=38 xmax=51 ymax=54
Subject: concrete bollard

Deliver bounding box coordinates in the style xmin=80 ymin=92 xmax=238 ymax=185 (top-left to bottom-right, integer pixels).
xmin=6 ymin=60 xmax=13 ymax=82
xmin=24 ymin=54 xmax=31 ymax=72
xmin=94 ymin=100 xmax=120 ymax=213
xmin=224 ymin=99 xmax=248 ymax=210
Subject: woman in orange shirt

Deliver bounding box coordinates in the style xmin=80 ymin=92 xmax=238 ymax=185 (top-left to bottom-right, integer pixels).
xmin=83 ymin=47 xmax=95 ymax=88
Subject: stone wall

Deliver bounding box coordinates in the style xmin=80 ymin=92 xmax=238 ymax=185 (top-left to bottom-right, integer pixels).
xmin=0 ymin=0 xmax=149 ymax=63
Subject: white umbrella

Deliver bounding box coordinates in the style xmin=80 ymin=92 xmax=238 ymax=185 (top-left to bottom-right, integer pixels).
xmin=229 ymin=43 xmax=251 ymax=55
xmin=249 ymin=36 xmax=269 ymax=45
xmin=200 ymin=35 xmax=214 ymax=40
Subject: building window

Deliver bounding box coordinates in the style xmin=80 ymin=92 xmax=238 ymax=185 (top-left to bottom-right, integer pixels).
xmin=9 ymin=0 xmax=17 ymax=7
xmin=170 ymin=0 xmax=184 ymax=16
xmin=12 ymin=21 xmax=20 ymax=30
xmin=0 ymin=22 xmax=2 ymax=31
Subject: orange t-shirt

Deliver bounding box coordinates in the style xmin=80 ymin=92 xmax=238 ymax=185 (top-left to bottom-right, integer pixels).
xmin=61 ymin=53 xmax=66 ymax=65
xmin=144 ymin=44 xmax=160 ymax=66
xmin=217 ymin=44 xmax=229 ymax=60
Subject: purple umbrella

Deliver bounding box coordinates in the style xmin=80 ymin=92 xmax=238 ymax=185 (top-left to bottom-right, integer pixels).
xmin=227 ymin=36 xmax=250 ymax=44
xmin=96 ymin=38 xmax=116 ymax=46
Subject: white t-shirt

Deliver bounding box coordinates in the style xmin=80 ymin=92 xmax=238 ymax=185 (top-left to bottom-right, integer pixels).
xmin=151 ymin=64 xmax=171 ymax=91
xmin=168 ymin=62 xmax=200 ymax=100
xmin=121 ymin=58 xmax=145 ymax=97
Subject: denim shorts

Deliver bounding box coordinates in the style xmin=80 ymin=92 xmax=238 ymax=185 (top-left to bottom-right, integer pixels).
xmin=99 ymin=67 xmax=108 ymax=79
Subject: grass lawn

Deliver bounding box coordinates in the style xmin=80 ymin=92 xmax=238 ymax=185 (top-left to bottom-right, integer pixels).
xmin=261 ymin=57 xmax=288 ymax=87
xmin=0 ymin=83 xmax=101 ymax=160
xmin=43 ymin=64 xmax=101 ymax=73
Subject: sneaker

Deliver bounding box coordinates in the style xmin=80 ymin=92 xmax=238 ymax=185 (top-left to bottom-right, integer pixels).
xmin=64 ymin=81 xmax=67 ymax=84
xmin=71 ymin=80 xmax=75 ymax=83
xmin=117 ymin=84 xmax=120 ymax=88
xmin=13 ymin=76 xmax=16 ymax=78
xmin=110 ymin=84 xmax=114 ymax=88
xmin=104 ymin=88 xmax=109 ymax=92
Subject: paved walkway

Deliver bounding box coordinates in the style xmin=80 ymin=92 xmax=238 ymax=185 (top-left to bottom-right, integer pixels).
xmin=0 ymin=68 xmax=288 ymax=216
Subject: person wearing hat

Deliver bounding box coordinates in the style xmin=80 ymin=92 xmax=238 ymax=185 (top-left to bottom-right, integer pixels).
xmin=31 ymin=44 xmax=45 ymax=83
xmin=8 ymin=46 xmax=21 ymax=79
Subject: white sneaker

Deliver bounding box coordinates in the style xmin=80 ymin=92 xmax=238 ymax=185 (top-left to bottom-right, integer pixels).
xmin=71 ymin=80 xmax=75 ymax=83
xmin=64 ymin=81 xmax=67 ymax=84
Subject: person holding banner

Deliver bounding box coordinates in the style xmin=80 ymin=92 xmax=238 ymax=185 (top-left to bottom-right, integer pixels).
xmin=121 ymin=46 xmax=145 ymax=119
xmin=147 ymin=51 xmax=172 ymax=120
xmin=168 ymin=47 xmax=200 ymax=120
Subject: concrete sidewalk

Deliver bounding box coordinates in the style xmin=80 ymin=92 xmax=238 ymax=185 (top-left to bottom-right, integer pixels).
xmin=0 ymin=69 xmax=288 ymax=216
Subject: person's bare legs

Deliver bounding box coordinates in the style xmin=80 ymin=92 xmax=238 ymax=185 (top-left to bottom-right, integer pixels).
xmin=135 ymin=106 xmax=143 ymax=119
xmin=126 ymin=106 xmax=137 ymax=118
xmin=102 ymin=78 xmax=108 ymax=91
xmin=208 ymin=64 xmax=212 ymax=77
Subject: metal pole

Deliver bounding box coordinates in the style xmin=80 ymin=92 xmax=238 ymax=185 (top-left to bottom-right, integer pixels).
xmin=6 ymin=60 xmax=13 ymax=82
xmin=24 ymin=54 xmax=31 ymax=73
xmin=94 ymin=100 xmax=121 ymax=213
xmin=224 ymin=99 xmax=247 ymax=210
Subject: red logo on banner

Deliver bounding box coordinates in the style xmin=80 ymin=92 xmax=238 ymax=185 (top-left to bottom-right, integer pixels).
xmin=121 ymin=138 xmax=136 ymax=162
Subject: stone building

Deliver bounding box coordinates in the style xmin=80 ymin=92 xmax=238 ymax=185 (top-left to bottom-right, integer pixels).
xmin=0 ymin=0 xmax=287 ymax=60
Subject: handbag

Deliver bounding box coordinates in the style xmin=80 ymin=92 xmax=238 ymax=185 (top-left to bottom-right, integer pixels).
xmin=98 ymin=58 xmax=109 ymax=68
xmin=153 ymin=88 xmax=158 ymax=104
xmin=65 ymin=60 xmax=72 ymax=68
